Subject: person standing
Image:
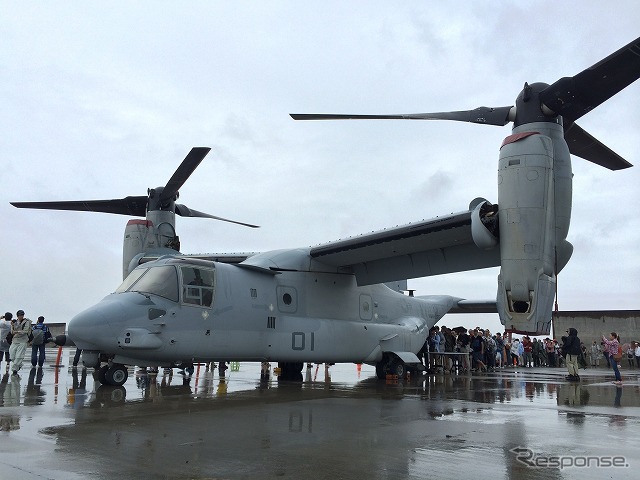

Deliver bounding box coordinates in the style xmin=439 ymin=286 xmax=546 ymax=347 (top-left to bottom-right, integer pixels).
xmin=635 ymin=342 xmax=640 ymax=369
xmin=545 ymin=338 xmax=557 ymax=367
xmin=0 ymin=313 xmax=12 ymax=373
xmin=522 ymin=336 xmax=533 ymax=367
xmin=626 ymin=344 xmax=635 ymax=368
xmin=9 ymin=310 xmax=32 ymax=377
xmin=494 ymin=332 xmax=506 ymax=368
xmin=590 ymin=341 xmax=601 ymax=367
xmin=602 ymin=332 xmax=622 ymax=385
xmin=532 ymin=338 xmax=541 ymax=367
xmin=72 ymin=348 xmax=83 ymax=368
xmin=470 ymin=329 xmax=486 ymax=371
xmin=457 ymin=329 xmax=471 ymax=371
xmin=30 ymin=316 xmax=51 ymax=368
xmin=563 ymin=328 xmax=582 ymax=381
xmin=510 ymin=339 xmax=521 ymax=366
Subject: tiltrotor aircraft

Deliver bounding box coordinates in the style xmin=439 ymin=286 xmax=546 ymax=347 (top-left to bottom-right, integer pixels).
xmin=12 ymin=36 xmax=639 ymax=386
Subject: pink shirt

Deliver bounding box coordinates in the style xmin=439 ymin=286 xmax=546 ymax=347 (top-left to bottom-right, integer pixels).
xmin=601 ymin=336 xmax=619 ymax=356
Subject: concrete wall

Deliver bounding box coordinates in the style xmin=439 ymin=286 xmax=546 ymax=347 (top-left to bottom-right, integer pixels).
xmin=552 ymin=310 xmax=640 ymax=348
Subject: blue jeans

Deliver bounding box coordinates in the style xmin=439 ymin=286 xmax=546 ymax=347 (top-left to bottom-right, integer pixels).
xmin=31 ymin=344 xmax=46 ymax=367
xmin=607 ymin=353 xmax=622 ymax=381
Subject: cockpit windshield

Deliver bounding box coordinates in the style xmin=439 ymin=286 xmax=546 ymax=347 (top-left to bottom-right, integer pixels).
xmin=115 ymin=263 xmax=216 ymax=307
xmin=115 ymin=265 xmax=179 ymax=302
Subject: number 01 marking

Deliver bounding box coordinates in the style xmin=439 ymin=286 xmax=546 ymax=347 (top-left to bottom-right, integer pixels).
xmin=292 ymin=332 xmax=315 ymax=351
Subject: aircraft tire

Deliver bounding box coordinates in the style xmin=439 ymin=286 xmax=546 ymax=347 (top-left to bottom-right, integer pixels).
xmin=389 ymin=359 xmax=406 ymax=378
xmin=105 ymin=364 xmax=128 ymax=387
xmin=97 ymin=365 xmax=109 ymax=385
xmin=278 ymin=362 xmax=303 ymax=380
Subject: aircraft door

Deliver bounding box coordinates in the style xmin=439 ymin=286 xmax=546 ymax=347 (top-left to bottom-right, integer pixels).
xmin=167 ymin=265 xmax=216 ymax=354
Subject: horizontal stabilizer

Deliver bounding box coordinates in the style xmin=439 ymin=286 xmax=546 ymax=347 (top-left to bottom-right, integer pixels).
xmin=448 ymin=299 xmax=498 ymax=314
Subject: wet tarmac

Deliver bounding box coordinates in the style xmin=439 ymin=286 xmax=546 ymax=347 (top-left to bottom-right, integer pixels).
xmin=1 ymin=349 xmax=639 ymax=480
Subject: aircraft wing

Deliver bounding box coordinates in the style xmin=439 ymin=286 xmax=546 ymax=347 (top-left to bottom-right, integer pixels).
xmin=310 ymin=209 xmax=500 ymax=286
xmin=138 ymin=252 xmax=257 ymax=265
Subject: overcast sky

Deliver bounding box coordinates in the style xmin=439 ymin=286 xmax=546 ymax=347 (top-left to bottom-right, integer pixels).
xmin=2 ymin=2 xmax=639 ymax=336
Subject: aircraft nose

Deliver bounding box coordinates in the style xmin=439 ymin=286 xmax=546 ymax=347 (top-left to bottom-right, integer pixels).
xmin=67 ymin=296 xmax=125 ymax=349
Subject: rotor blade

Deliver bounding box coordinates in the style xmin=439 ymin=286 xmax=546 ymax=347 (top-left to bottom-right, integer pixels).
xmin=161 ymin=147 xmax=212 ymax=202
xmin=564 ymin=122 xmax=633 ymax=170
xmin=291 ymin=106 xmax=514 ymax=126
xmin=540 ymin=36 xmax=640 ymax=122
xmin=175 ymin=204 xmax=259 ymax=228
xmin=10 ymin=196 xmax=148 ymax=217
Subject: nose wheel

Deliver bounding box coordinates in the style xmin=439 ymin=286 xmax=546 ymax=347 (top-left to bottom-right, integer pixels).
xmin=97 ymin=363 xmax=129 ymax=386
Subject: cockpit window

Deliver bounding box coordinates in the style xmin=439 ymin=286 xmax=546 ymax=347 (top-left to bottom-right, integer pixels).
xmin=115 ymin=265 xmax=179 ymax=302
xmin=115 ymin=268 xmax=148 ymax=294
xmin=181 ymin=266 xmax=215 ymax=307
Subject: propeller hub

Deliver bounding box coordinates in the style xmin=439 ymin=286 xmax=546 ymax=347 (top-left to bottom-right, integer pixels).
xmin=513 ymin=82 xmax=561 ymax=128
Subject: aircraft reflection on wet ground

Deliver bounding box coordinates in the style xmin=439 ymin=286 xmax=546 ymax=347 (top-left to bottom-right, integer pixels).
xmin=1 ymin=349 xmax=639 ymax=480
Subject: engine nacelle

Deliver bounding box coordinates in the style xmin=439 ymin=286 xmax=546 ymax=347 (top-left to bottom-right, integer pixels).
xmin=123 ymin=211 xmax=181 ymax=279
xmin=470 ymin=198 xmax=499 ymax=250
xmin=496 ymin=129 xmax=558 ymax=334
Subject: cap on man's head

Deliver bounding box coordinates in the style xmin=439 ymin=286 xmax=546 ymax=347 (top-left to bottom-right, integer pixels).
xmin=16 ymin=309 xmax=25 ymax=316
xmin=38 ymin=316 xmax=45 ymax=322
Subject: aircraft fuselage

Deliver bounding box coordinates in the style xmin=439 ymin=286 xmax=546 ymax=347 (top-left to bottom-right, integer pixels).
xmin=69 ymin=256 xmax=456 ymax=371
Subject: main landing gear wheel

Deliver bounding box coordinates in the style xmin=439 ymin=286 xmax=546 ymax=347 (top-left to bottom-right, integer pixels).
xmin=389 ymin=359 xmax=406 ymax=378
xmin=278 ymin=362 xmax=303 ymax=381
xmin=104 ymin=364 xmax=128 ymax=386
xmin=376 ymin=357 xmax=408 ymax=379
xmin=97 ymin=365 xmax=109 ymax=384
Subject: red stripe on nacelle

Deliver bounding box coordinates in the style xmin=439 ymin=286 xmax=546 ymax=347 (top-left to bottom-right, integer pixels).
xmin=501 ymin=131 xmax=540 ymax=149
xmin=126 ymin=219 xmax=153 ymax=227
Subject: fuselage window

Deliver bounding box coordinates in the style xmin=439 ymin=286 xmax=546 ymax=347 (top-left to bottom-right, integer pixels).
xmin=181 ymin=266 xmax=215 ymax=308
xmin=116 ymin=265 xmax=179 ymax=302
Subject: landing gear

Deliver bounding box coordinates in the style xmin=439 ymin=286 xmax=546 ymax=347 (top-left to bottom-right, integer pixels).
xmin=277 ymin=362 xmax=303 ymax=381
xmin=96 ymin=363 xmax=128 ymax=386
xmin=97 ymin=365 xmax=108 ymax=384
xmin=105 ymin=364 xmax=128 ymax=386
xmin=388 ymin=359 xmax=406 ymax=378
xmin=375 ymin=356 xmax=414 ymax=380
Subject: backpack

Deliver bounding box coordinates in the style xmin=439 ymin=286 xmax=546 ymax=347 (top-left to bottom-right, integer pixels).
xmin=25 ymin=321 xmax=33 ymax=343
xmin=613 ymin=344 xmax=623 ymax=361
xmin=32 ymin=326 xmax=46 ymax=346
xmin=484 ymin=337 xmax=496 ymax=353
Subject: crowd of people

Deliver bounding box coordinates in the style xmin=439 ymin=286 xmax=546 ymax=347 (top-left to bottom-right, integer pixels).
xmin=0 ymin=310 xmax=53 ymax=378
xmin=420 ymin=325 xmax=639 ymax=385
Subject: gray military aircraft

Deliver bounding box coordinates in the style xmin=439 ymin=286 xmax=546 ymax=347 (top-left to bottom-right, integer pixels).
xmin=12 ymin=36 xmax=639 ymax=386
